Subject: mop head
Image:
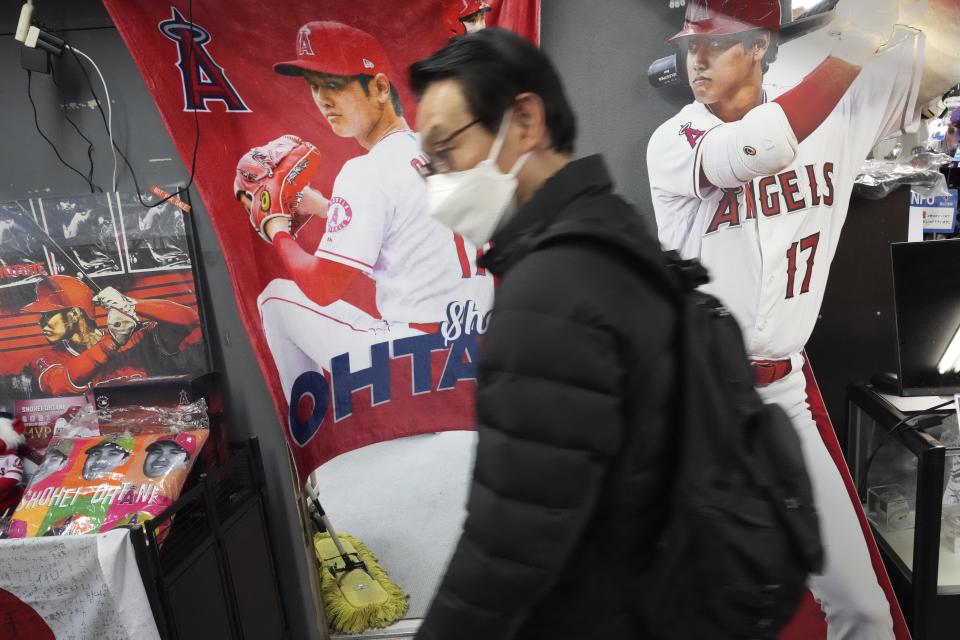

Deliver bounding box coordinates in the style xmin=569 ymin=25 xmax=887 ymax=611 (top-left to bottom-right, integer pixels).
xmin=313 ymin=531 xmax=409 ymax=634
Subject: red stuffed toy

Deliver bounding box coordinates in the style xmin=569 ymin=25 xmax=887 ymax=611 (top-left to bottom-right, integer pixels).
xmin=0 ymin=410 xmax=26 ymax=517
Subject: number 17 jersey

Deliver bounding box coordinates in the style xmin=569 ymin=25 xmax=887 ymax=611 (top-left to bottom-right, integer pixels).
xmin=649 ymin=32 xmax=923 ymax=360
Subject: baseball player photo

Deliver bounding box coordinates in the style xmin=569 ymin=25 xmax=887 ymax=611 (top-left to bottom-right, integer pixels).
xmin=443 ymin=0 xmax=491 ymax=38
xmin=647 ymin=0 xmax=958 ymax=637
xmin=0 ymin=201 xmax=49 ymax=288
xmin=81 ymin=437 xmax=132 ymax=481
xmin=29 ymin=442 xmax=69 ymax=487
xmin=142 ymin=433 xmax=194 ymax=478
xmin=39 ymin=195 xmax=123 ymax=277
xmin=235 ymin=20 xmax=494 ymax=403
xmin=117 ymin=189 xmax=190 ymax=272
xmin=23 ymin=275 xmax=203 ymax=396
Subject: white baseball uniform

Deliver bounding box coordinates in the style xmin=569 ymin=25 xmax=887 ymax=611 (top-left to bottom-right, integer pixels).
xmin=649 ymin=33 xmax=924 ymax=640
xmin=259 ymin=128 xmax=495 ymax=398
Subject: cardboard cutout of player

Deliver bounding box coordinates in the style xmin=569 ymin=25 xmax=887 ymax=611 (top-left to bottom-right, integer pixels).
xmin=647 ymin=0 xmax=957 ymax=637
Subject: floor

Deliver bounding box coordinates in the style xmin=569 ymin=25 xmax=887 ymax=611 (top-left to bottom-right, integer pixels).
xmin=310 ymin=430 xmax=476 ymax=627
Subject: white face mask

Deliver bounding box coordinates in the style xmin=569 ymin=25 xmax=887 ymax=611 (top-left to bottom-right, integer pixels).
xmin=425 ymin=109 xmax=531 ymax=247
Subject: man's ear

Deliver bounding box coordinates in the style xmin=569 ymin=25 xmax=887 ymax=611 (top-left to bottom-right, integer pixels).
xmin=514 ymin=92 xmax=548 ymax=152
xmin=374 ymin=73 xmax=391 ymax=104
xmin=754 ymin=32 xmax=771 ymax=61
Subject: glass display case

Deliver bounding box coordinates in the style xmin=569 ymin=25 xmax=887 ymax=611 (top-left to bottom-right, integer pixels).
xmin=847 ymin=384 xmax=960 ymax=639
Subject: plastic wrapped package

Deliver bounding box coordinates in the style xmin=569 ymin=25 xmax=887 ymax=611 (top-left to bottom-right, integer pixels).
xmin=54 ymin=398 xmax=210 ymax=438
xmin=853 ymin=152 xmax=954 ymax=200
xmin=6 ymin=429 xmax=208 ymax=538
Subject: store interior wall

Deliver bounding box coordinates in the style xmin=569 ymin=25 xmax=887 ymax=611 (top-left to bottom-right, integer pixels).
xmin=0 ymin=3 xmax=321 ymax=639
xmin=0 ymin=2 xmax=824 ymax=637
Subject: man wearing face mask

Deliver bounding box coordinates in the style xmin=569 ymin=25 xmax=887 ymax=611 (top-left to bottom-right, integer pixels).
xmin=410 ymin=28 xmax=681 ymax=640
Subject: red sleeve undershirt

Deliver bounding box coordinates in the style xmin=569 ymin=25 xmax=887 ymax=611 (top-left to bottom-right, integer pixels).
xmin=773 ymin=56 xmax=863 ymax=144
xmin=272 ymin=231 xmax=360 ymax=307
xmin=699 ymin=56 xmax=862 ymax=189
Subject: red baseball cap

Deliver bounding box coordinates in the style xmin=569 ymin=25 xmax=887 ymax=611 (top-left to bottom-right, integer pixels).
xmin=273 ymin=21 xmax=394 ymax=79
xmin=148 ymin=432 xmax=198 ymax=457
xmin=669 ymin=0 xmax=781 ymax=41
xmin=22 ymin=276 xmax=95 ymax=320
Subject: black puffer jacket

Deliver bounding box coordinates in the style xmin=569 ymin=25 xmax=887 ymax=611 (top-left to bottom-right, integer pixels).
xmin=415 ymin=156 xmax=679 ymax=640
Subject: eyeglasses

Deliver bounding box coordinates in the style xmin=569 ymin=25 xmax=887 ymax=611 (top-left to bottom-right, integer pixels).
xmin=416 ymin=119 xmax=482 ymax=179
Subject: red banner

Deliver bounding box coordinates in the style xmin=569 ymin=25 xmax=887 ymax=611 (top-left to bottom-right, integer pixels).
xmin=101 ymin=1 xmax=539 ymax=483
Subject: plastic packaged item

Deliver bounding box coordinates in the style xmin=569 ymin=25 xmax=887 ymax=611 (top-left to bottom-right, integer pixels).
xmin=52 ymin=404 xmax=100 ymax=439
xmin=7 ymin=429 xmax=208 ymax=538
xmin=98 ymin=398 xmax=209 ymax=434
xmin=853 ymin=151 xmax=954 ymax=200
xmin=59 ymin=398 xmax=210 ymax=436
xmin=867 ymin=484 xmax=914 ymax=532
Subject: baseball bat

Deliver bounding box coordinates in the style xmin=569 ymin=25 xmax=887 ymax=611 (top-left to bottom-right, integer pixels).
xmin=12 ymin=201 xmax=103 ymax=293
xmin=647 ymin=10 xmax=838 ymax=89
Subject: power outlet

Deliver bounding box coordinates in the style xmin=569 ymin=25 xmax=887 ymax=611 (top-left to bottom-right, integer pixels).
xmin=21 ymin=45 xmax=50 ymax=74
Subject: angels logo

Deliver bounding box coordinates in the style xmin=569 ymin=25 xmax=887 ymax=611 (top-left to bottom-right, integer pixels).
xmin=679 ymin=122 xmax=706 ymax=148
xmin=297 ymin=26 xmax=315 ymax=56
xmin=326 ymin=197 xmax=353 ymax=233
xmin=158 ymin=7 xmax=250 ymax=113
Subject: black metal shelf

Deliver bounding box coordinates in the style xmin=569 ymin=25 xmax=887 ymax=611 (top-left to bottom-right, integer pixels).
xmin=131 ymin=437 xmax=288 ymax=640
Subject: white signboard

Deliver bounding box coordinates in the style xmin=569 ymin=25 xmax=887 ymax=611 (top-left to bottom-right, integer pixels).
xmin=911 ymin=189 xmax=958 ymax=234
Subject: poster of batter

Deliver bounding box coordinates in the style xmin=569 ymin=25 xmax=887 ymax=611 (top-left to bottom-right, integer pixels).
xmin=643 ymin=1 xmax=959 ymax=639
xmin=0 ymin=189 xmax=209 ymax=452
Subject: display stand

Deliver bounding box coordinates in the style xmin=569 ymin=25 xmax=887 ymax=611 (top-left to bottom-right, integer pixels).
xmin=847 ymin=384 xmax=960 ymax=639
xmin=131 ymin=437 xmax=288 ymax=640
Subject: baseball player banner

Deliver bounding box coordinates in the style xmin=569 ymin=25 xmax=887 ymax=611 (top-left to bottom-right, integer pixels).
xmin=0 ymin=190 xmax=209 ymax=453
xmin=101 ymin=0 xmax=540 ymax=483
xmin=645 ymin=1 xmax=960 ymax=638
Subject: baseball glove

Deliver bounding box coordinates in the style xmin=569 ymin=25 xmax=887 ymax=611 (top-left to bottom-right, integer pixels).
xmin=234 ymin=135 xmax=322 ymax=243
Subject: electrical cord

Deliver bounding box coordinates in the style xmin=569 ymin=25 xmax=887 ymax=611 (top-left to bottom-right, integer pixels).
xmin=50 ymin=62 xmax=100 ymax=193
xmin=67 ymin=46 xmax=117 ymax=192
xmin=61 ymin=0 xmax=200 ymax=210
xmin=858 ymin=398 xmax=956 ymax=497
xmin=25 ymin=69 xmax=99 ymax=194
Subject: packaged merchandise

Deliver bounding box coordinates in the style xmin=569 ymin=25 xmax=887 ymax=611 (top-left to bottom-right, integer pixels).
xmin=7 ymin=429 xmax=208 ymax=538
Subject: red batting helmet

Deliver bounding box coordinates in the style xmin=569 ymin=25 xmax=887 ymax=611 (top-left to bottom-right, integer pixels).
xmin=669 ymin=0 xmax=781 ymax=41
xmin=273 ymin=21 xmax=394 ymax=79
xmin=443 ymin=0 xmax=492 ymax=37
xmin=22 ymin=275 xmax=95 ymax=320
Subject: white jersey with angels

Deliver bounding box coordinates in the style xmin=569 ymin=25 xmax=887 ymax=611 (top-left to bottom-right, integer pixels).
xmin=649 ymin=32 xmax=924 ymax=360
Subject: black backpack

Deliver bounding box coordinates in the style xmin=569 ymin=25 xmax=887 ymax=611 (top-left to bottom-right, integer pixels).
xmin=639 ymin=253 xmax=825 ymax=639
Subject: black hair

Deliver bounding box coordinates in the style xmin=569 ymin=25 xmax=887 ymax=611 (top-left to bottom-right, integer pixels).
xmin=356 ymin=74 xmax=404 ymax=117
xmin=749 ymin=30 xmax=779 ymax=74
xmin=410 ymin=27 xmax=576 ymax=154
